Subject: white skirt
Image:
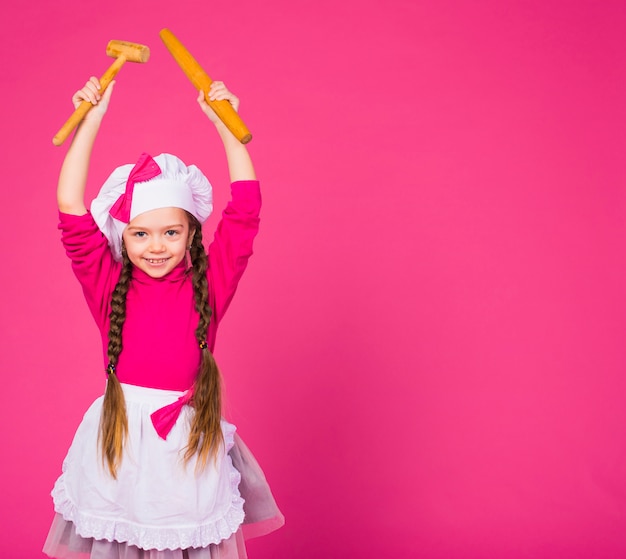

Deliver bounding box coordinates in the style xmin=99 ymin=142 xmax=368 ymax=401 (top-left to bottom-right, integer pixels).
xmin=49 ymin=383 xmax=245 ymax=552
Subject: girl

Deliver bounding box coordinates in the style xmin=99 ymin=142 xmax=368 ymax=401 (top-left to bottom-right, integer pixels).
xmin=43 ymin=77 xmax=284 ymax=559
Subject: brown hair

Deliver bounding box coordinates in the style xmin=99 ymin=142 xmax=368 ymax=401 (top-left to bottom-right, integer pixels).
xmin=99 ymin=213 xmax=223 ymax=478
xmin=100 ymin=249 xmax=132 ymax=478
xmin=184 ymin=214 xmax=224 ymax=469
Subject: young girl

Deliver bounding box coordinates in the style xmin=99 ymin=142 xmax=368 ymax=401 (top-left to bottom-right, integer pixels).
xmin=43 ymin=77 xmax=284 ymax=559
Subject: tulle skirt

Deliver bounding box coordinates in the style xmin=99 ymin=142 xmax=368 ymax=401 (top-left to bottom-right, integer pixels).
xmin=43 ymin=384 xmax=284 ymax=559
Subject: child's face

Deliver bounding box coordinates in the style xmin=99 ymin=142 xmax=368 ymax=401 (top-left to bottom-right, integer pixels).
xmin=122 ymin=207 xmax=194 ymax=278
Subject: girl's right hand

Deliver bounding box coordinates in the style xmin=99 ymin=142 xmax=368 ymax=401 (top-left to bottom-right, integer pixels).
xmin=72 ymin=76 xmax=115 ymax=122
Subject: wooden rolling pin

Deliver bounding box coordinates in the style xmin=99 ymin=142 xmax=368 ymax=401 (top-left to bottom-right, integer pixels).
xmin=159 ymin=28 xmax=252 ymax=144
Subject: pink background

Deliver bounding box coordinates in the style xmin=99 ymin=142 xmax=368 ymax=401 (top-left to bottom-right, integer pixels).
xmin=1 ymin=1 xmax=625 ymax=557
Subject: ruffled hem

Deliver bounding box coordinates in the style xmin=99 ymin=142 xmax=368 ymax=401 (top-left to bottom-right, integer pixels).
xmin=52 ymin=422 xmax=243 ymax=550
xmin=50 ymin=386 xmax=246 ymax=551
xmin=43 ymin=514 xmax=248 ymax=559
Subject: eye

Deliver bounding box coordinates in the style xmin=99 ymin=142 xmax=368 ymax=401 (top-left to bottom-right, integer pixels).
xmin=165 ymin=229 xmax=180 ymax=237
xmin=134 ymin=231 xmax=147 ymax=238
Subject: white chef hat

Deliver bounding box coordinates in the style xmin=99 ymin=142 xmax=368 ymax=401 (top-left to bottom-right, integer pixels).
xmin=91 ymin=152 xmax=213 ymax=261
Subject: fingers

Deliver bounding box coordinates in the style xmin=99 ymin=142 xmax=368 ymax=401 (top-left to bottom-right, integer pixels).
xmin=207 ymin=81 xmax=240 ymax=112
xmin=70 ymin=77 xmax=115 ymax=120
xmin=72 ymin=77 xmax=102 ymax=107
xmin=196 ymin=82 xmax=240 ymax=124
xmin=207 ymin=81 xmax=228 ymax=101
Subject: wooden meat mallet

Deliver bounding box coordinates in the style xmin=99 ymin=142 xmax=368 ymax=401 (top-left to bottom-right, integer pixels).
xmin=52 ymin=40 xmax=150 ymax=146
xmin=159 ymin=28 xmax=252 ymax=144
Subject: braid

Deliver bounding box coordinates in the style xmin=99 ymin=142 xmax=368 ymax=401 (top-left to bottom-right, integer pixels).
xmin=184 ymin=215 xmax=224 ymax=468
xmin=99 ymin=248 xmax=132 ymax=478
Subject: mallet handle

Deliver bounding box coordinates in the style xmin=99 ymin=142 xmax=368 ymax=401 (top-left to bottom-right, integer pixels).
xmin=52 ymin=56 xmax=127 ymax=146
xmin=159 ymin=28 xmax=252 ymax=144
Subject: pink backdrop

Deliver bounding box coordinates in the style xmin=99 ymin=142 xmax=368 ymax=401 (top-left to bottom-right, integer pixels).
xmin=1 ymin=1 xmax=625 ymax=557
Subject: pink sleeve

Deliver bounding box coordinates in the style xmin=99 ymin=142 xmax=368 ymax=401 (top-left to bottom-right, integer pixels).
xmin=206 ymin=180 xmax=261 ymax=338
xmin=58 ymin=211 xmax=121 ymax=331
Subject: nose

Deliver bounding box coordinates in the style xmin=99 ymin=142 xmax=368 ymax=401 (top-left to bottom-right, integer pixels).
xmin=149 ymin=236 xmax=166 ymax=253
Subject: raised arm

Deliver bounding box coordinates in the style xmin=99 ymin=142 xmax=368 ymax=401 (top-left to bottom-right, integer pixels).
xmin=197 ymin=82 xmax=256 ymax=182
xmin=57 ymin=77 xmax=115 ymax=215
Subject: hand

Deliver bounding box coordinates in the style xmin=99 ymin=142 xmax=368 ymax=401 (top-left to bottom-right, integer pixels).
xmin=197 ymin=81 xmax=240 ymax=124
xmin=72 ymin=76 xmax=115 ymax=122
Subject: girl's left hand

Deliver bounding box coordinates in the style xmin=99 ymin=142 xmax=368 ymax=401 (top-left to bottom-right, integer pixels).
xmin=197 ymin=81 xmax=240 ymax=124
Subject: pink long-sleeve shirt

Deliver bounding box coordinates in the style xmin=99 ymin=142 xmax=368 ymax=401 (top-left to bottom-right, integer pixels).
xmin=59 ymin=180 xmax=261 ymax=391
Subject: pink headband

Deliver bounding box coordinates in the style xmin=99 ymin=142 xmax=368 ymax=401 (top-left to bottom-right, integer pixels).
xmin=109 ymin=152 xmax=162 ymax=223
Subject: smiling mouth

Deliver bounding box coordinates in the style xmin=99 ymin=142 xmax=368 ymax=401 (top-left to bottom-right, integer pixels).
xmin=145 ymin=258 xmax=170 ymax=264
